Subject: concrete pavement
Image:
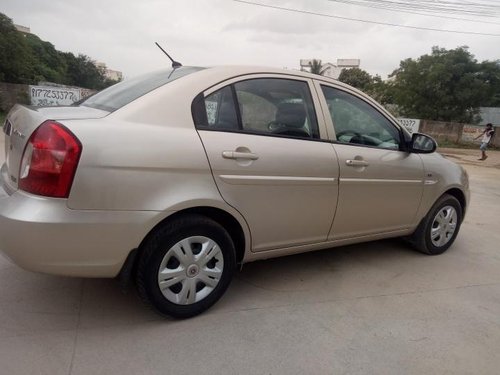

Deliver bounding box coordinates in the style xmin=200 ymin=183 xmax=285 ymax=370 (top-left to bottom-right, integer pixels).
xmin=1 ymin=133 xmax=500 ymax=374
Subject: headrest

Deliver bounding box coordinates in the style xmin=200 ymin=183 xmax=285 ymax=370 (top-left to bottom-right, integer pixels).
xmin=275 ymin=102 xmax=306 ymax=128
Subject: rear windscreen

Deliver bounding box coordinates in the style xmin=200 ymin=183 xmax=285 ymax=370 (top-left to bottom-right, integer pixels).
xmin=81 ymin=67 xmax=205 ymax=112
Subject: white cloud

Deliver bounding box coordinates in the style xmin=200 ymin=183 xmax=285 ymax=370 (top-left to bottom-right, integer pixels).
xmin=2 ymin=0 xmax=498 ymax=79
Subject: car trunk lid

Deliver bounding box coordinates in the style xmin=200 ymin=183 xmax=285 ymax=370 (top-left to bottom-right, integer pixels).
xmin=2 ymin=105 xmax=108 ymax=192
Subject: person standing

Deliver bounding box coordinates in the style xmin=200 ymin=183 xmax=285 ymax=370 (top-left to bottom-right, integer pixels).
xmin=475 ymin=123 xmax=495 ymax=160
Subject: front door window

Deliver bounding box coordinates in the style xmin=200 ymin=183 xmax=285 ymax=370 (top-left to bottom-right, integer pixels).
xmin=321 ymin=86 xmax=400 ymax=149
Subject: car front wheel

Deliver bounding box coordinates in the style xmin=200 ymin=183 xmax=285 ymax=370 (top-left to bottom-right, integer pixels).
xmin=409 ymin=194 xmax=463 ymax=255
xmin=137 ymin=214 xmax=236 ymax=318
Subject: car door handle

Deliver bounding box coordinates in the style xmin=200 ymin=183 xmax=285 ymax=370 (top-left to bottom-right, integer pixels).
xmin=346 ymin=159 xmax=369 ymax=167
xmin=222 ymin=151 xmax=259 ymax=160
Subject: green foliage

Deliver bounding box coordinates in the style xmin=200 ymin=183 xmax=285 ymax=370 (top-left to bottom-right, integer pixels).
xmin=368 ymin=75 xmax=396 ymax=107
xmin=0 ymin=12 xmax=120 ymax=90
xmin=24 ymin=34 xmax=67 ymax=83
xmin=478 ymin=60 xmax=500 ymax=107
xmin=389 ymin=46 xmax=499 ymax=123
xmin=309 ymin=59 xmax=323 ymax=75
xmin=337 ymin=68 xmax=395 ymax=112
xmin=0 ymin=13 xmax=35 ymax=83
xmin=338 ymin=67 xmax=372 ymax=91
xmin=63 ymin=53 xmax=114 ymax=90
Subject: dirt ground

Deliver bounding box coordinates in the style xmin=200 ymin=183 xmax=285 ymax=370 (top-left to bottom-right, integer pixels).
xmin=439 ymin=147 xmax=500 ymax=169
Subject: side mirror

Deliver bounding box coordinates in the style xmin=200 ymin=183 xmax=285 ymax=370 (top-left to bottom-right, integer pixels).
xmin=410 ymin=133 xmax=437 ymax=154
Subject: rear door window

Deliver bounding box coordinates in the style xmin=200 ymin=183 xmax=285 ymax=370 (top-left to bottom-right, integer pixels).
xmin=235 ymin=79 xmax=320 ymax=139
xmin=197 ymin=78 xmax=320 ymax=140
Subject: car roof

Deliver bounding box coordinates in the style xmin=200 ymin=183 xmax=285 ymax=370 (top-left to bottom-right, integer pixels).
xmin=200 ymin=65 xmax=337 ymax=84
xmin=188 ymin=65 xmax=380 ymax=109
xmin=204 ymin=65 xmax=321 ymax=78
xmin=182 ymin=65 xmax=369 ymax=97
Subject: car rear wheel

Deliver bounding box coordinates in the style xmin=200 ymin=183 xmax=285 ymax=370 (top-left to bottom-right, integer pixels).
xmin=409 ymin=194 xmax=462 ymax=255
xmin=137 ymin=214 xmax=236 ymax=318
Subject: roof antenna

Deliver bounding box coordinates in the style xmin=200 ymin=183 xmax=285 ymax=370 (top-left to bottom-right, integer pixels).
xmin=155 ymin=42 xmax=182 ymax=68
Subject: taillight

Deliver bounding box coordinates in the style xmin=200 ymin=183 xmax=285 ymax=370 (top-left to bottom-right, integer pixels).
xmin=19 ymin=121 xmax=82 ymax=198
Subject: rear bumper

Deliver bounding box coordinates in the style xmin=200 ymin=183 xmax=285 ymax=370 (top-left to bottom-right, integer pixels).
xmin=0 ymin=182 xmax=161 ymax=278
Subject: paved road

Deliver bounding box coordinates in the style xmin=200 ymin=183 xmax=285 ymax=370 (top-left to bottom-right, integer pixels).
xmin=1 ymin=134 xmax=499 ymax=374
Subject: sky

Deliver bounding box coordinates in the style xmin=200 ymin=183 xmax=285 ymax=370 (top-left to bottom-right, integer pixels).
xmin=2 ymin=0 xmax=500 ymax=79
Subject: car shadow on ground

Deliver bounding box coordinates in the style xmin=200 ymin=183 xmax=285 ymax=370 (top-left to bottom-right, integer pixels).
xmin=89 ymin=238 xmax=420 ymax=320
xmin=219 ymin=238 xmax=421 ymax=311
xmin=1 ymin=238 xmax=422 ymax=333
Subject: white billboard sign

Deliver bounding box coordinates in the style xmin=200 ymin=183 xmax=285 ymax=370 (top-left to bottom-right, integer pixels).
xmin=300 ymin=59 xmax=321 ymax=67
xmin=30 ymin=85 xmax=81 ymax=106
xmin=337 ymin=59 xmax=360 ymax=67
xmin=398 ymin=118 xmax=420 ymax=134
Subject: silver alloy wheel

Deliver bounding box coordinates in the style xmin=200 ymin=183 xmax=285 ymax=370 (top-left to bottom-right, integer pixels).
xmin=430 ymin=205 xmax=458 ymax=247
xmin=157 ymin=236 xmax=224 ymax=305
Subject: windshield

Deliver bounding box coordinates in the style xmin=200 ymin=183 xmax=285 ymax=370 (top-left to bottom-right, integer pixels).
xmin=81 ymin=67 xmax=205 ymax=112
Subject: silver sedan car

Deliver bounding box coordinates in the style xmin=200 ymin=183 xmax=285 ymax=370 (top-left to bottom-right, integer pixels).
xmin=0 ymin=66 xmax=469 ymax=318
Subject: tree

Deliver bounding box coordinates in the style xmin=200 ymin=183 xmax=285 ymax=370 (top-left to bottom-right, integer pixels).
xmin=337 ymin=68 xmax=394 ymax=107
xmin=478 ymin=60 xmax=500 ymax=107
xmin=0 ymin=11 xmax=120 ymax=90
xmin=0 ymin=13 xmax=35 ymax=83
xmin=24 ymin=34 xmax=67 ymax=83
xmin=63 ymin=53 xmax=113 ymax=90
xmin=389 ymin=46 xmax=493 ymax=123
xmin=338 ymin=67 xmax=373 ymax=91
xmin=309 ymin=59 xmax=323 ymax=75
xmin=367 ymin=75 xmax=396 ymax=106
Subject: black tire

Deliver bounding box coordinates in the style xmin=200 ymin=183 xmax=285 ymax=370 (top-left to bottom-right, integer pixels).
xmin=409 ymin=194 xmax=463 ymax=255
xmin=137 ymin=214 xmax=236 ymax=319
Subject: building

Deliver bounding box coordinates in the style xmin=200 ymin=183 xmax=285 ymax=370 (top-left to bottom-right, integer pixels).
xmin=104 ymin=68 xmax=123 ymax=82
xmin=95 ymin=62 xmax=123 ymax=81
xmin=14 ymin=24 xmax=31 ymax=35
xmin=300 ymin=58 xmax=361 ymax=79
xmin=479 ymin=107 xmax=500 ymax=125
